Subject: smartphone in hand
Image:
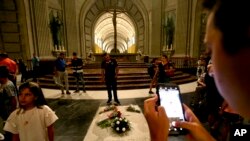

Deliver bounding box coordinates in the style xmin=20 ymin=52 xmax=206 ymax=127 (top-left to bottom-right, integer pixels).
xmin=157 ymin=83 xmax=187 ymax=135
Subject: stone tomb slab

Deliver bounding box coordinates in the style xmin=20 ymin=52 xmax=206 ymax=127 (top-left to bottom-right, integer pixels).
xmin=83 ymin=105 xmax=150 ymax=141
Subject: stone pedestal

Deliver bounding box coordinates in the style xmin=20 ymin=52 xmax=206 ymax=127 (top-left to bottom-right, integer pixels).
xmin=52 ymin=50 xmax=66 ymax=57
xmin=162 ymin=49 xmax=175 ymax=59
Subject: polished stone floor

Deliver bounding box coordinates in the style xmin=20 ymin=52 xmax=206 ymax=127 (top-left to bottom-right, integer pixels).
xmin=42 ymin=82 xmax=195 ymax=141
xmin=46 ymin=93 xmax=193 ymax=141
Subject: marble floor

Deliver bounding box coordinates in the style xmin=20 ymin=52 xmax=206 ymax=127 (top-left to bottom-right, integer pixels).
xmin=3 ymin=75 xmax=197 ymax=141
xmin=43 ymin=81 xmax=196 ymax=141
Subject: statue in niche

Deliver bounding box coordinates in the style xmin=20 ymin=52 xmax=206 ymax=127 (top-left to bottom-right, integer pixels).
xmin=165 ymin=16 xmax=175 ymax=50
xmin=49 ymin=10 xmax=63 ymax=50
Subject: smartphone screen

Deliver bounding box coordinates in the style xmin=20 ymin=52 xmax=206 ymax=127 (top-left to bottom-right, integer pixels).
xmin=158 ymin=84 xmax=186 ymax=134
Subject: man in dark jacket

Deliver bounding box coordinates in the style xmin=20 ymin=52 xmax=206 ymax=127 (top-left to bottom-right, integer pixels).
xmin=101 ymin=53 xmax=120 ymax=105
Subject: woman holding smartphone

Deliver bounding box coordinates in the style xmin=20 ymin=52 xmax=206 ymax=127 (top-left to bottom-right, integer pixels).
xmin=144 ymin=0 xmax=250 ymax=141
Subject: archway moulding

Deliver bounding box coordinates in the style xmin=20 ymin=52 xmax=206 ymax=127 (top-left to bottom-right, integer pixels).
xmin=79 ymin=0 xmax=149 ymax=57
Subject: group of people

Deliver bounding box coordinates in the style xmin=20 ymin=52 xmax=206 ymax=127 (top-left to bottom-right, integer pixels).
xmin=0 ymin=52 xmax=19 ymax=86
xmin=0 ymin=52 xmax=121 ymax=140
xmin=194 ymin=55 xmax=239 ymax=140
xmin=53 ymin=52 xmax=120 ymax=105
xmin=148 ymin=55 xmax=175 ymax=94
xmin=53 ymin=52 xmax=86 ymax=95
xmin=2 ymin=0 xmax=250 ymax=140
xmin=144 ymin=0 xmax=250 ymax=141
xmin=0 ymin=65 xmax=58 ymax=140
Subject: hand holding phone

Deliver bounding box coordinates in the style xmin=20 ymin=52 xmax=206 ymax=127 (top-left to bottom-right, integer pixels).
xmin=157 ymin=83 xmax=187 ymax=135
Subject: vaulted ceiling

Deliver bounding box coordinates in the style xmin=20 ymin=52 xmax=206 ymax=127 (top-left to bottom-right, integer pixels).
xmin=94 ymin=12 xmax=135 ymax=53
xmin=82 ymin=0 xmax=146 ymax=54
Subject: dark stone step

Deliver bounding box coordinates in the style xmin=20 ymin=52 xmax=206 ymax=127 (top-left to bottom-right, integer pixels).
xmin=38 ymin=77 xmax=197 ymax=90
xmin=38 ymin=77 xmax=151 ymax=85
xmin=39 ymin=83 xmax=150 ymax=90
xmin=42 ymin=71 xmax=183 ymax=77
xmin=38 ymin=72 xmax=191 ymax=83
xmin=37 ymin=66 xmax=197 ymax=90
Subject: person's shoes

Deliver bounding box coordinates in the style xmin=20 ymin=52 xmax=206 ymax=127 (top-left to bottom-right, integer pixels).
xmin=66 ymin=91 xmax=71 ymax=95
xmin=149 ymin=91 xmax=154 ymax=94
xmin=106 ymin=100 xmax=112 ymax=105
xmin=114 ymin=100 xmax=121 ymax=106
xmin=74 ymin=90 xmax=79 ymax=93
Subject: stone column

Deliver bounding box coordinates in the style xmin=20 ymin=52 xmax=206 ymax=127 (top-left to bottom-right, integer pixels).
xmin=63 ymin=0 xmax=79 ymax=57
xmin=175 ymin=0 xmax=191 ymax=57
xmin=150 ymin=0 xmax=162 ymax=56
xmin=32 ymin=0 xmax=52 ymax=57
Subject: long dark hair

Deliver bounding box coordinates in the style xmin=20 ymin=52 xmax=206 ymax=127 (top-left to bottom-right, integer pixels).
xmin=18 ymin=82 xmax=47 ymax=109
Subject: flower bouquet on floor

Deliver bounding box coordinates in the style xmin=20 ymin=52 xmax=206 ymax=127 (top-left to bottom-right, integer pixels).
xmin=99 ymin=105 xmax=117 ymax=114
xmin=97 ymin=108 xmax=122 ymax=128
xmin=97 ymin=107 xmax=131 ymax=135
xmin=111 ymin=117 xmax=130 ymax=134
xmin=108 ymin=109 xmax=121 ymax=119
xmin=126 ymin=104 xmax=141 ymax=113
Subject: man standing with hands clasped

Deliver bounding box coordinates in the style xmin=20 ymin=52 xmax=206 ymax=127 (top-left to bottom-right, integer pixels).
xmin=101 ymin=53 xmax=120 ymax=105
xmin=71 ymin=52 xmax=86 ymax=93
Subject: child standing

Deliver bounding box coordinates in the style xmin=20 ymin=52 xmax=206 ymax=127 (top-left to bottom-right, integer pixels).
xmin=4 ymin=82 xmax=58 ymax=141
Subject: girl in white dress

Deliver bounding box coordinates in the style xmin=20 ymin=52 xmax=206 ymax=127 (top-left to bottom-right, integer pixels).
xmin=4 ymin=82 xmax=58 ymax=141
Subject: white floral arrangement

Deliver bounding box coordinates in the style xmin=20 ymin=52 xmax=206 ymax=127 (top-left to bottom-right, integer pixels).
xmin=111 ymin=117 xmax=130 ymax=134
xmin=97 ymin=107 xmax=131 ymax=135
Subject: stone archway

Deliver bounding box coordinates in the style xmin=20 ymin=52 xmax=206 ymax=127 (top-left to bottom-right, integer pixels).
xmin=79 ymin=0 xmax=149 ymax=57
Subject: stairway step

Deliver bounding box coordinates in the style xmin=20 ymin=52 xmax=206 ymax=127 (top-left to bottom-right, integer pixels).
xmin=39 ymin=83 xmax=150 ymax=90
xmin=37 ymin=63 xmax=197 ymax=90
xmin=38 ymin=77 xmax=151 ymax=84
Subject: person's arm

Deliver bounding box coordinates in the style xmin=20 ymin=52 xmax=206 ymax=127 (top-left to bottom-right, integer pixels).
xmin=36 ymin=57 xmax=40 ymax=62
xmin=197 ymin=79 xmax=206 ymax=87
xmin=114 ymin=59 xmax=119 ymax=79
xmin=15 ymin=62 xmax=18 ymax=77
xmin=47 ymin=124 xmax=55 ymax=141
xmin=101 ymin=69 xmax=105 ymax=82
xmin=53 ymin=66 xmax=58 ymax=76
xmin=11 ymin=96 xmax=17 ymax=111
xmin=144 ymin=95 xmax=169 ymax=141
xmin=5 ymin=86 xmax=18 ymax=110
xmin=115 ymin=66 xmax=119 ymax=79
xmin=175 ymin=104 xmax=216 ymax=141
xmin=12 ymin=134 xmax=20 ymax=141
xmin=152 ymin=66 xmax=159 ymax=82
xmin=54 ymin=60 xmax=58 ymax=76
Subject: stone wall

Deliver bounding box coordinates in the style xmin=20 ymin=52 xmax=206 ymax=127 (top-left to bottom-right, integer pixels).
xmin=0 ymin=0 xmax=203 ymax=61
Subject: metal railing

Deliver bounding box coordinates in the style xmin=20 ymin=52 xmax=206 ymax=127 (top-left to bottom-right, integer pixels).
xmin=170 ymin=57 xmax=198 ymax=69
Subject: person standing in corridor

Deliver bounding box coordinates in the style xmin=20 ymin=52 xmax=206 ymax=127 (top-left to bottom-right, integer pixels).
xmin=101 ymin=53 xmax=120 ymax=105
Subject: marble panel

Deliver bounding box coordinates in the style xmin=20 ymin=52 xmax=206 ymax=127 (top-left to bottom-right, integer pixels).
xmin=83 ymin=105 xmax=150 ymax=141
